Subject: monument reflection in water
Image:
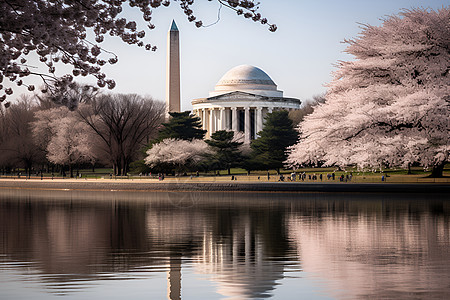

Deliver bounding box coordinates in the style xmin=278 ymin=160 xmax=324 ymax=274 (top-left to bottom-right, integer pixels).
xmin=0 ymin=189 xmax=449 ymax=299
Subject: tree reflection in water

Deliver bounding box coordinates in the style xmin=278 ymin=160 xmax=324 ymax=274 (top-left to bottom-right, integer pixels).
xmin=0 ymin=189 xmax=449 ymax=299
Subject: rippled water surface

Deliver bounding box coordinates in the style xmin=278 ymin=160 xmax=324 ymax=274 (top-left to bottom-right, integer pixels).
xmin=0 ymin=189 xmax=449 ymax=299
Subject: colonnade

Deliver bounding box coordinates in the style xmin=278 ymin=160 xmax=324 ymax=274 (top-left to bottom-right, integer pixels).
xmin=193 ymin=106 xmax=289 ymax=143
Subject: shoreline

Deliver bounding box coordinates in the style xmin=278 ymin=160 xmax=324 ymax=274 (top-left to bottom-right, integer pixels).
xmin=0 ymin=179 xmax=449 ymax=194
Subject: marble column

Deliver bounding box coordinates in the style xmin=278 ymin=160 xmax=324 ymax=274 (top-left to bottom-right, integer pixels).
xmin=215 ymin=109 xmax=219 ymax=131
xmin=220 ymin=108 xmax=226 ymax=131
xmin=202 ymin=109 xmax=206 ymax=131
xmin=244 ymin=107 xmax=250 ymax=143
xmin=209 ymin=108 xmax=214 ymax=135
xmin=256 ymin=107 xmax=263 ymax=138
xmin=232 ymin=107 xmax=238 ymax=132
xmin=225 ymin=108 xmax=230 ymax=130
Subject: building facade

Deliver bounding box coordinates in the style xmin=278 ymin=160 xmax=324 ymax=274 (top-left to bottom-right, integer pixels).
xmin=192 ymin=65 xmax=300 ymax=143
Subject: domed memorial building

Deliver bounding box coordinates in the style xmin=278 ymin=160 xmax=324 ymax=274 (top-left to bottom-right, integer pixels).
xmin=192 ymin=65 xmax=300 ymax=143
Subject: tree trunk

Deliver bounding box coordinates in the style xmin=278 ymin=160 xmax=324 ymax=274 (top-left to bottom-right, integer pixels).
xmin=117 ymin=160 xmax=123 ymax=176
xmin=227 ymin=168 xmax=231 ymax=175
xmin=429 ymin=161 xmax=445 ymax=178
xmin=123 ymin=161 xmax=129 ymax=176
xmin=69 ymin=165 xmax=74 ymax=178
xmin=407 ymin=163 xmax=412 ymax=175
xmin=114 ymin=161 xmax=122 ymax=176
xmin=25 ymin=162 xmax=32 ymax=179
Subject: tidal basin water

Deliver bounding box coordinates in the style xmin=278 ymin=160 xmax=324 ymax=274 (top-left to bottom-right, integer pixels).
xmin=0 ymin=189 xmax=449 ymax=299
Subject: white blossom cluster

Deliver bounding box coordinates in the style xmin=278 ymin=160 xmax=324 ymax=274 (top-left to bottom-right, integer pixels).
xmin=0 ymin=0 xmax=274 ymax=105
xmin=32 ymin=106 xmax=94 ymax=166
xmin=287 ymin=8 xmax=449 ymax=171
xmin=145 ymin=138 xmax=211 ymax=167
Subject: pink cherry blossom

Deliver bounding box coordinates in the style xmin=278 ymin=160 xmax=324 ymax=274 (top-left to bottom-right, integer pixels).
xmin=287 ymin=8 xmax=449 ymax=175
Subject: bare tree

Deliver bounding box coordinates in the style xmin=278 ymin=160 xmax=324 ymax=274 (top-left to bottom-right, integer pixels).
xmin=0 ymin=96 xmax=44 ymax=176
xmin=289 ymin=94 xmax=326 ymax=125
xmin=78 ymin=94 xmax=165 ymax=176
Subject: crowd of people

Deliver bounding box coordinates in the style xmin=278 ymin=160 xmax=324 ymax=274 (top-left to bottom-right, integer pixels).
xmin=276 ymin=172 xmax=353 ymax=182
xmin=140 ymin=170 xmax=357 ymax=182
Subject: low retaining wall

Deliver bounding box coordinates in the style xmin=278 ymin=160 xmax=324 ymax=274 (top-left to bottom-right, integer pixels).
xmin=0 ymin=180 xmax=448 ymax=194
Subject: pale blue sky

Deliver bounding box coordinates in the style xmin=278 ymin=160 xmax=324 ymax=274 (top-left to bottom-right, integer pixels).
xmin=11 ymin=1 xmax=448 ymax=109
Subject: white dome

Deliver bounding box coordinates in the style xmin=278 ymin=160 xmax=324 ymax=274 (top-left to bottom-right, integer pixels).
xmin=210 ymin=65 xmax=283 ymax=97
xmin=216 ymin=65 xmax=276 ymax=87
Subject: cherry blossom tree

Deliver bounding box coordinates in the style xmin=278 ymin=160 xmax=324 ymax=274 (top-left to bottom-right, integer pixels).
xmin=46 ymin=113 xmax=94 ymax=177
xmin=287 ymin=8 xmax=449 ymax=177
xmin=0 ymin=0 xmax=275 ymax=105
xmin=145 ymin=138 xmax=210 ymax=171
xmin=37 ymin=83 xmax=100 ymax=111
xmin=33 ymin=106 xmax=94 ymax=177
xmin=32 ymin=106 xmax=70 ymax=151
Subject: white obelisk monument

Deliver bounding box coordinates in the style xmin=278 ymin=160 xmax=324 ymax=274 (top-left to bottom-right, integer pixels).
xmin=165 ymin=20 xmax=181 ymax=119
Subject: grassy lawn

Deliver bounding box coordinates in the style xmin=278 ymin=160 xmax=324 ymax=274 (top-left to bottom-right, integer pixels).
xmin=2 ymin=165 xmax=449 ymax=183
xmin=133 ymin=165 xmax=450 ymax=183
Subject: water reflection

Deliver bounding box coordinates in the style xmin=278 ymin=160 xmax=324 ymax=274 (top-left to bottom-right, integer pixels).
xmin=0 ymin=189 xmax=449 ymax=299
xmin=288 ymin=197 xmax=450 ymax=299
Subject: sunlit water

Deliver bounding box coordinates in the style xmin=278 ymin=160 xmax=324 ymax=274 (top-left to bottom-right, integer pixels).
xmin=0 ymin=188 xmax=449 ymax=299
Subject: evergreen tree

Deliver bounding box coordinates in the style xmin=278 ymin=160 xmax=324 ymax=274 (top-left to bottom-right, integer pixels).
xmin=157 ymin=111 xmax=206 ymax=141
xmin=249 ymin=110 xmax=298 ymax=172
xmin=205 ymin=130 xmax=243 ymax=175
